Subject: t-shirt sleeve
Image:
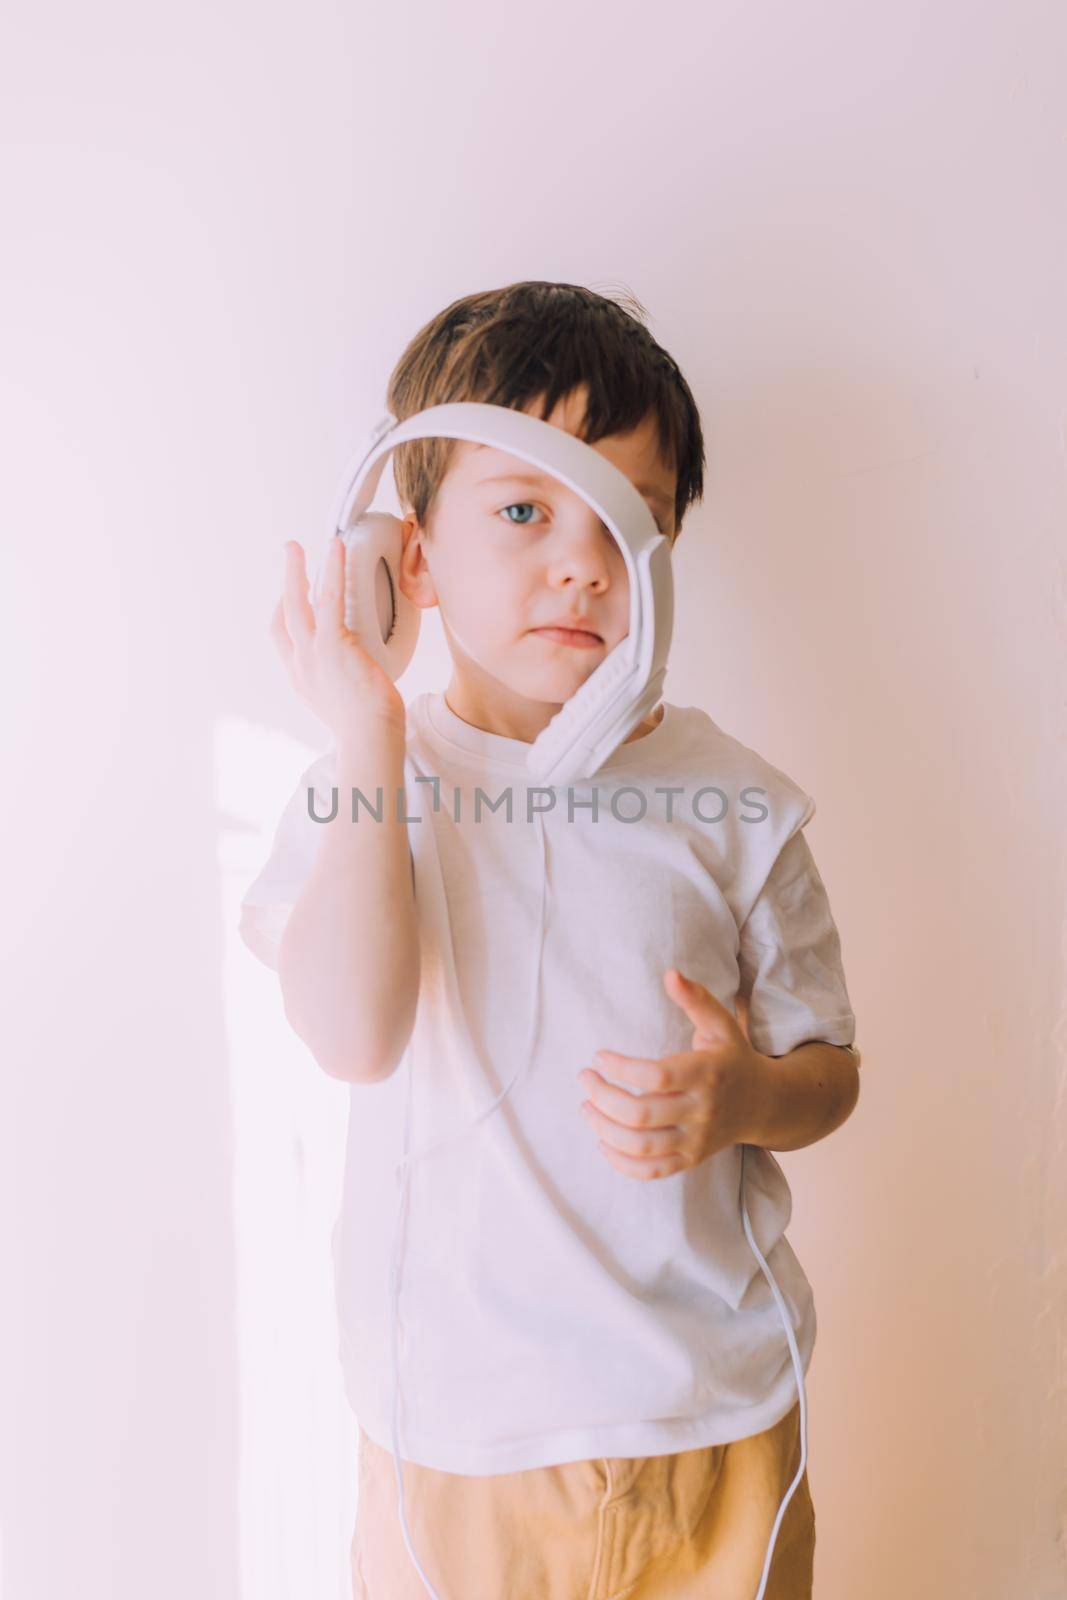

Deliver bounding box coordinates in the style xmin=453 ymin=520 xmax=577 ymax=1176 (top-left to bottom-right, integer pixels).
xmin=736 ymin=811 xmax=857 ymax=1059
xmin=238 ymin=752 xmax=338 ymax=971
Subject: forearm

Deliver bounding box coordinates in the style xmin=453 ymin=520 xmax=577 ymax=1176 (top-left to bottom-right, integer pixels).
xmin=743 ymin=1042 xmax=860 ymax=1153
xmin=278 ymin=731 xmax=419 ymax=1084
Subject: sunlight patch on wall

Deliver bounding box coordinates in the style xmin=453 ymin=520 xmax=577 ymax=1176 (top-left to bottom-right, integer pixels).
xmin=214 ymin=713 xmax=358 ymax=1600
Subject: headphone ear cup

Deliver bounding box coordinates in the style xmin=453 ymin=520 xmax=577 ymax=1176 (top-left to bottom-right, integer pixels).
xmin=313 ymin=513 xmax=420 ymax=683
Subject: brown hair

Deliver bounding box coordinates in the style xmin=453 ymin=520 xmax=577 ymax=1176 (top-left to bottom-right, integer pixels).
xmin=384 ymin=281 xmax=706 ymax=542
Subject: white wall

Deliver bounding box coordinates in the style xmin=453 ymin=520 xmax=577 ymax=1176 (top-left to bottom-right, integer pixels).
xmin=2 ymin=1 xmax=1064 ymax=1595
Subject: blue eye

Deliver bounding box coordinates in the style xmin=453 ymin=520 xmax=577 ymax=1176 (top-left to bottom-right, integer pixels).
xmin=499 ymin=502 xmax=543 ymax=527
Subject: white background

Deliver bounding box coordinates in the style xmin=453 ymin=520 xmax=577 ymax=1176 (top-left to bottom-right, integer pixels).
xmin=2 ymin=1 xmax=1065 ymax=1596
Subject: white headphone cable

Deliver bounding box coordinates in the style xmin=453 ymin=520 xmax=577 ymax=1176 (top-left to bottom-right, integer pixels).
xmin=739 ymin=1141 xmax=809 ymax=1600
xmin=368 ymin=773 xmax=806 ymax=1600
xmin=383 ymin=792 xmax=550 ymax=1599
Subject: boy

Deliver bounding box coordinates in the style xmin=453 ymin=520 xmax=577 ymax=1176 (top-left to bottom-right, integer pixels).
xmin=240 ymin=281 xmax=860 ymax=1599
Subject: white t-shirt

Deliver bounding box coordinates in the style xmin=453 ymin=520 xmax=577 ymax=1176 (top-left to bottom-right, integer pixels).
xmin=240 ymin=691 xmax=857 ymax=1475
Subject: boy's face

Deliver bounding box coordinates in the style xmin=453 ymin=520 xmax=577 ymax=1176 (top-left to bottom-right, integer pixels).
xmin=398 ymin=384 xmax=678 ymax=742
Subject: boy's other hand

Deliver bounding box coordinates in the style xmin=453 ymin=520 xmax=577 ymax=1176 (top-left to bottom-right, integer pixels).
xmin=270 ymin=540 xmax=407 ymax=741
xmin=576 ymin=970 xmax=768 ymax=1181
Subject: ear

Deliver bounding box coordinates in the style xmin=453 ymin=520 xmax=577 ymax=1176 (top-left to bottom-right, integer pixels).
xmin=397 ymin=511 xmax=439 ymax=610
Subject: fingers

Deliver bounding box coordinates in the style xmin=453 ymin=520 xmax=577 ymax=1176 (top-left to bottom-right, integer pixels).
xmin=315 ymin=535 xmax=347 ymax=640
xmin=595 ymin=1144 xmax=689 ymax=1183
xmin=586 ymin=1049 xmax=701 ymax=1095
xmin=580 ymin=1098 xmax=686 ymax=1160
xmin=579 ymin=1068 xmax=692 ymax=1130
xmin=281 ymin=541 xmax=316 ymax=652
xmin=268 ymin=596 xmax=293 ymax=665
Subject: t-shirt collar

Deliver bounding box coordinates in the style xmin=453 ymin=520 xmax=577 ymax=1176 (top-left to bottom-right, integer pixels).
xmin=421 ymin=691 xmax=675 ymax=772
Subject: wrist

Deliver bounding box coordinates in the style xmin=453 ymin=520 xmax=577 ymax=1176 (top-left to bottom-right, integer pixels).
xmin=333 ymin=728 xmax=408 ymax=805
xmin=335 ymin=716 xmax=406 ymax=764
xmin=737 ymin=1047 xmax=775 ymax=1147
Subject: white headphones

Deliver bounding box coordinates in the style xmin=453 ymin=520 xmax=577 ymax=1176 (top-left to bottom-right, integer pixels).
xmin=311 ymin=402 xmax=674 ymax=785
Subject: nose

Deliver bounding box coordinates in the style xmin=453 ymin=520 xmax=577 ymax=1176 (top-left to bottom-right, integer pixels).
xmin=545 ymin=511 xmax=620 ymax=595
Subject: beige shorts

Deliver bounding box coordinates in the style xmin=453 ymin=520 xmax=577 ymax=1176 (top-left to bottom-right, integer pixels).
xmin=350 ymin=1400 xmax=815 ymax=1599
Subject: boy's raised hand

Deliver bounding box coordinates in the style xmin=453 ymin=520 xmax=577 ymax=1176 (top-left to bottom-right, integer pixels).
xmin=576 ymin=969 xmax=769 ymax=1181
xmin=270 ymin=539 xmax=407 ymax=741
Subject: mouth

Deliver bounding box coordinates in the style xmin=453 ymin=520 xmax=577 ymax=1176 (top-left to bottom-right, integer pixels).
xmin=529 ymin=626 xmax=604 ymax=649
